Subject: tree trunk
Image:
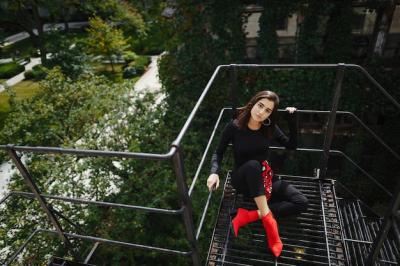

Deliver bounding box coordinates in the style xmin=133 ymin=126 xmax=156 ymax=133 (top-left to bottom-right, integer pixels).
xmin=109 ymin=55 xmax=115 ymax=73
xmin=368 ymin=1 xmax=396 ymax=60
xmin=31 ymin=3 xmax=47 ymax=64
xmin=64 ymin=21 xmax=70 ymax=32
xmin=63 ymin=8 xmax=70 ymax=33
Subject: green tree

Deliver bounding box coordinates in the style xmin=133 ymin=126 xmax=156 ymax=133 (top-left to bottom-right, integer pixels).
xmin=297 ymin=0 xmax=327 ymax=63
xmin=0 ymin=68 xmax=129 ymax=147
xmin=86 ymin=16 xmax=128 ymax=73
xmin=0 ymin=68 xmax=141 ymax=264
xmin=323 ymin=0 xmax=353 ymax=63
xmin=84 ymin=0 xmax=146 ymax=36
xmin=258 ymin=0 xmax=299 ymax=62
xmin=49 ymin=0 xmax=81 ymax=32
xmin=0 ymin=0 xmax=51 ymax=63
xmin=46 ymin=30 xmax=91 ymax=79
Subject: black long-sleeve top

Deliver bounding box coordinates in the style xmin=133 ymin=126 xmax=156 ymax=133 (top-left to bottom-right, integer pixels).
xmin=210 ymin=114 xmax=297 ymax=175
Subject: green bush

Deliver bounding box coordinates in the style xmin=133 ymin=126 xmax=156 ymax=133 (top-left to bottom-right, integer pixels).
xmin=128 ymin=55 xmax=150 ymax=75
xmin=24 ymin=65 xmax=47 ymax=80
xmin=122 ymin=67 xmax=137 ymax=79
xmin=0 ymin=62 xmax=24 ymax=79
xmin=123 ymin=51 xmax=138 ymax=63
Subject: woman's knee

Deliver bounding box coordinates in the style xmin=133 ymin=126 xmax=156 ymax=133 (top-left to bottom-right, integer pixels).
xmin=243 ymin=160 xmax=262 ymax=171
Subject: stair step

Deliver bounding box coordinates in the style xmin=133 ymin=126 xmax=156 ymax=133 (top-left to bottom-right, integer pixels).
xmin=338 ymin=199 xmax=399 ymax=265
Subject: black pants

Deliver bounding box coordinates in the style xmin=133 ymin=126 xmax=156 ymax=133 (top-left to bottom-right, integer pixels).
xmin=231 ymin=160 xmax=308 ymax=218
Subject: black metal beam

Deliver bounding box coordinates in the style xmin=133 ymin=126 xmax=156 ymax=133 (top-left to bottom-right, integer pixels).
xmin=5 ymin=145 xmax=76 ymax=257
xmin=10 ymin=191 xmax=183 ymax=215
xmin=171 ymin=147 xmax=201 ymax=266
xmin=41 ymin=229 xmax=191 ymax=256
xmin=0 ymin=145 xmax=174 ymax=160
xmin=366 ymin=180 xmax=400 ymax=265
xmin=84 ymin=242 xmax=100 ymax=264
xmin=230 ymin=64 xmax=238 ymax=119
xmin=347 ymin=64 xmax=400 ymax=110
xmin=318 ymin=64 xmax=345 ymax=179
xmin=5 ymin=228 xmax=191 ymax=265
xmin=4 ymin=229 xmax=41 ymax=266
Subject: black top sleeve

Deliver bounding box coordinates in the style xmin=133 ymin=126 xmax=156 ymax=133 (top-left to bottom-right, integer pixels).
xmin=273 ymin=112 xmax=298 ymax=150
xmin=210 ymin=121 xmax=234 ymax=175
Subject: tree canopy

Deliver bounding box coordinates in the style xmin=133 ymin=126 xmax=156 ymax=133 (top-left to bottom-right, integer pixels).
xmin=86 ymin=16 xmax=128 ymax=73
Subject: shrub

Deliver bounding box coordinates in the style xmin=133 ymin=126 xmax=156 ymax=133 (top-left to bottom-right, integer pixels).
xmin=24 ymin=65 xmax=47 ymax=80
xmin=123 ymin=51 xmax=138 ymax=63
xmin=24 ymin=70 xmax=34 ymax=79
xmin=0 ymin=62 xmax=24 ymax=79
xmin=131 ymin=55 xmax=150 ymax=75
xmin=122 ymin=67 xmax=137 ymax=79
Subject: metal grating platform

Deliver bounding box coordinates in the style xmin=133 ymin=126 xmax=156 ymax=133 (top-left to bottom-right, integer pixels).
xmin=338 ymin=199 xmax=400 ymax=265
xmin=206 ymin=173 xmax=347 ymax=265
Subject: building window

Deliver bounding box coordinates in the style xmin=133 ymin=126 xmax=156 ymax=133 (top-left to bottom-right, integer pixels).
xmin=353 ymin=7 xmax=366 ymax=34
xmin=277 ymin=17 xmax=288 ymax=30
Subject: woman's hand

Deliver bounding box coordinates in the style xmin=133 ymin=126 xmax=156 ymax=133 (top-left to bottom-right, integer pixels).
xmin=207 ymin=174 xmax=220 ymax=191
xmin=285 ymin=107 xmax=297 ymax=114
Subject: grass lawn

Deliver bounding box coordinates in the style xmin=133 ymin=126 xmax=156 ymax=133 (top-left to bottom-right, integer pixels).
xmin=0 ymin=79 xmax=6 ymax=84
xmin=0 ymin=80 xmax=41 ymax=128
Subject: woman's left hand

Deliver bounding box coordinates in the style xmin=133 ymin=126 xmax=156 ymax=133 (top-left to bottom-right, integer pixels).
xmin=285 ymin=107 xmax=297 ymax=114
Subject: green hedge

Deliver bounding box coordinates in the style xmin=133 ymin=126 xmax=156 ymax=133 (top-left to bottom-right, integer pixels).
xmin=24 ymin=65 xmax=47 ymax=80
xmin=0 ymin=62 xmax=25 ymax=79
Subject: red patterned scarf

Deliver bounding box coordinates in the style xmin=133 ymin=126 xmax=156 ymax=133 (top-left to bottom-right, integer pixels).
xmin=261 ymin=160 xmax=273 ymax=200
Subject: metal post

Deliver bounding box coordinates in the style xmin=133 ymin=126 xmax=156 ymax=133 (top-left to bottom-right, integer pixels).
xmin=366 ymin=180 xmax=400 ymax=265
xmin=171 ymin=146 xmax=201 ymax=266
xmin=230 ymin=64 xmax=238 ymax=119
xmin=318 ymin=63 xmax=345 ymax=179
xmin=84 ymin=242 xmax=100 ymax=264
xmin=5 ymin=145 xmax=79 ymax=259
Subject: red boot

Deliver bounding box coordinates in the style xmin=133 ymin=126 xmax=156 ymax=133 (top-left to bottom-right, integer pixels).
xmin=261 ymin=212 xmax=283 ymax=257
xmin=231 ymin=208 xmax=259 ymax=237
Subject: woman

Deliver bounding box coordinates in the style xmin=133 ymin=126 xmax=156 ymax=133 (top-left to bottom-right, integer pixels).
xmin=206 ymin=90 xmax=308 ymax=257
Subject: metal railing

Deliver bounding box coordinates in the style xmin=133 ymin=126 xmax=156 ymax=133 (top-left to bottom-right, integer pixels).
xmin=1 ymin=63 xmax=399 ymax=265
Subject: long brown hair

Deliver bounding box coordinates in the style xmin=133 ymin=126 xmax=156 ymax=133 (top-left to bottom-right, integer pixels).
xmin=235 ymin=91 xmax=279 ymax=139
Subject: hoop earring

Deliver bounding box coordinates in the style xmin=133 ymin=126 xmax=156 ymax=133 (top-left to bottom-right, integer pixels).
xmin=262 ymin=118 xmax=271 ymax=127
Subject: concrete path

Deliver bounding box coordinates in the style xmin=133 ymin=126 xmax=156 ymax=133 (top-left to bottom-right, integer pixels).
xmin=134 ymin=55 xmax=165 ymax=105
xmin=2 ymin=21 xmax=89 ymax=47
xmin=134 ymin=56 xmax=162 ymax=93
xmin=0 ymin=58 xmax=41 ymax=93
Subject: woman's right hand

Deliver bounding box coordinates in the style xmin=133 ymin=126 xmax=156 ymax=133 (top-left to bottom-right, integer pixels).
xmin=207 ymin=174 xmax=220 ymax=191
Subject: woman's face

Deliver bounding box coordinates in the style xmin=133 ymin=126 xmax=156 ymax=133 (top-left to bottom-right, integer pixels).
xmin=250 ymin=98 xmax=275 ymax=124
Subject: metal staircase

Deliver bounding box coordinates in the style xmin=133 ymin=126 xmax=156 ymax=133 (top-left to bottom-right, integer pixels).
xmin=1 ymin=64 xmax=399 ymax=265
xmin=206 ymin=173 xmax=400 ymax=265
xmin=207 ymin=173 xmax=347 ymax=265
xmin=338 ymin=199 xmax=400 ymax=265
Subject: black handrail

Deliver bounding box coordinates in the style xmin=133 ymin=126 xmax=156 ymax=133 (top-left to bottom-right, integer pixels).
xmin=0 ymin=191 xmax=184 ymax=215
xmin=270 ymin=146 xmax=393 ymax=198
xmin=294 ymin=110 xmax=400 ymax=161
